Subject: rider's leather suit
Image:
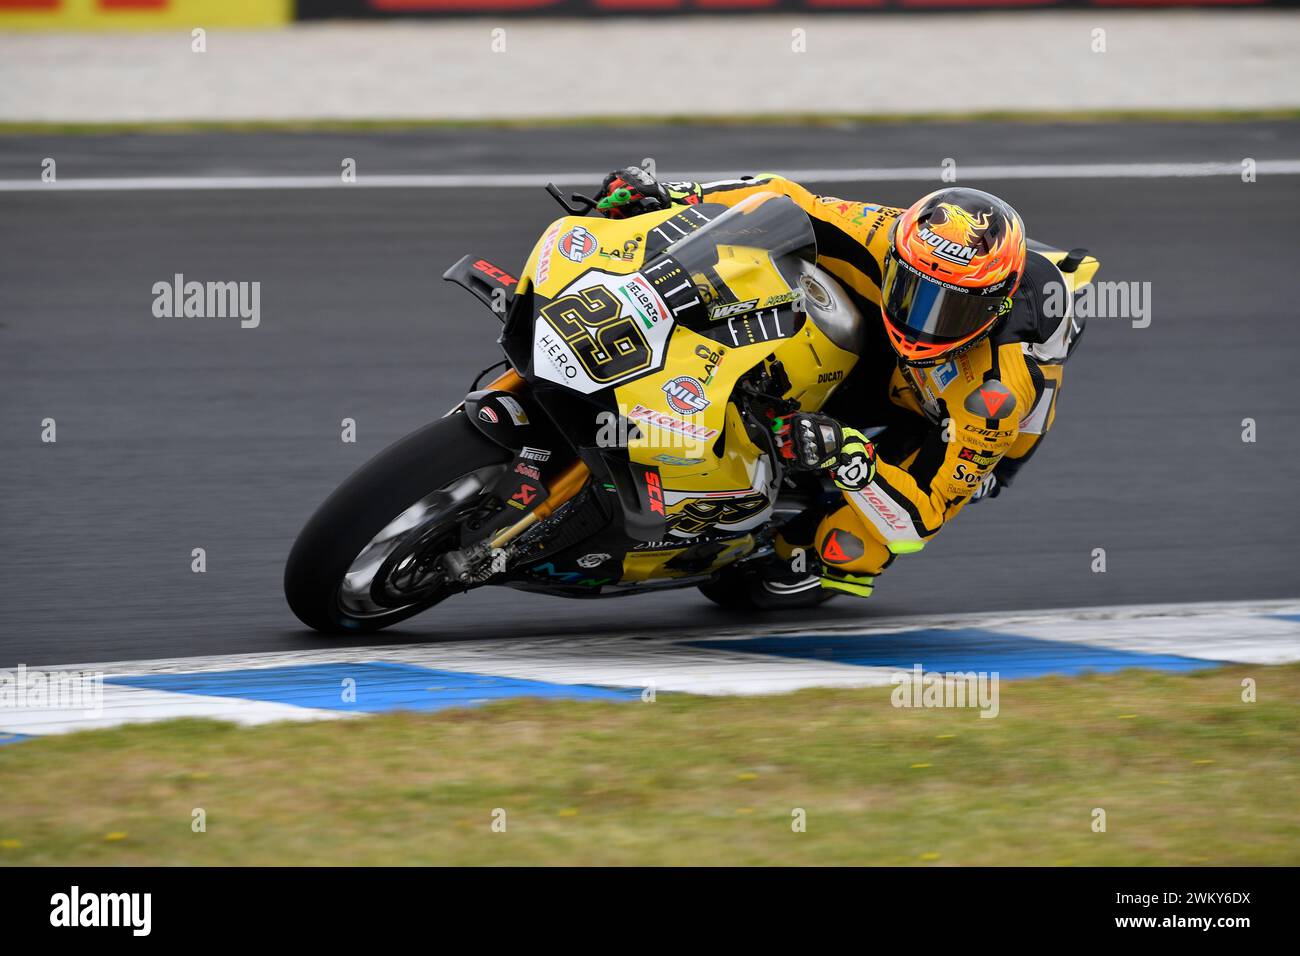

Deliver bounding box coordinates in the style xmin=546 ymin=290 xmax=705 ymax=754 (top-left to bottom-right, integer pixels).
xmin=667 ymin=174 xmax=1082 ymax=584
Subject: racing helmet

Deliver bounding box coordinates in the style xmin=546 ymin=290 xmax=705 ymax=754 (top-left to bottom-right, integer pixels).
xmin=881 ymin=187 xmax=1026 ymax=367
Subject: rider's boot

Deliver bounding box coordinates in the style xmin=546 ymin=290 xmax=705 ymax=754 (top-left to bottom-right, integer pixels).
xmin=809 ymin=501 xmax=902 ymax=597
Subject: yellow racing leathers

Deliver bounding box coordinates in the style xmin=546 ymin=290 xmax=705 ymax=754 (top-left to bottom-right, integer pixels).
xmin=669 ymin=174 xmax=1078 ymax=594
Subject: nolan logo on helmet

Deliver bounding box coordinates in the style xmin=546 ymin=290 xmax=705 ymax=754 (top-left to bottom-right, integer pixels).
xmin=917 ymin=226 xmax=980 ymax=266
xmin=916 ymin=203 xmax=992 ymax=266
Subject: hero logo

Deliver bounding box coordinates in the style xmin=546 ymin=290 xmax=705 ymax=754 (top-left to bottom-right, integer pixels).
xmin=662 ymin=376 xmax=710 ymax=415
xmin=537 ymin=331 xmax=579 ymax=380
xmin=557 ymin=226 xmax=598 ymax=263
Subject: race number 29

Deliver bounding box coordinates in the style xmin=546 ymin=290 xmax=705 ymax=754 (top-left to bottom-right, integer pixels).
xmin=539 ymin=287 xmax=651 ymax=383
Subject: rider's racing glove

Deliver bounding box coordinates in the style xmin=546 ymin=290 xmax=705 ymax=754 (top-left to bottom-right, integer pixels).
xmin=968 ymin=472 xmax=999 ymax=503
xmin=596 ymin=167 xmax=704 ymax=219
xmin=775 ymin=412 xmax=877 ymax=492
xmin=597 ymin=167 xmax=671 ymax=219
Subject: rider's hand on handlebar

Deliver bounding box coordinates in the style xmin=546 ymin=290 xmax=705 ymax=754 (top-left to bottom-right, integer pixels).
xmin=596 ymin=166 xmax=672 ymax=219
xmin=775 ymin=412 xmax=877 ymax=491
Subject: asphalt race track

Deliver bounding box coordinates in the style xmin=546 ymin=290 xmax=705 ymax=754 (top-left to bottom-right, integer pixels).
xmin=2 ymin=121 xmax=1298 ymax=667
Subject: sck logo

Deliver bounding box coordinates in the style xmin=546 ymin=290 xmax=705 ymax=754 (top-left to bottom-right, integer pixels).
xmin=662 ymin=376 xmax=710 ymax=415
xmin=644 ymin=471 xmax=666 ymax=516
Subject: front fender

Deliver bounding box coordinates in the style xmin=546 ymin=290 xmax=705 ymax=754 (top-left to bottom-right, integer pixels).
xmin=463 ymin=387 xmax=567 ymax=460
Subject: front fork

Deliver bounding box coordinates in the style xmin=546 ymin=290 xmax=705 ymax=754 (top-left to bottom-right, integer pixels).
xmin=441 ymin=368 xmax=593 ymax=584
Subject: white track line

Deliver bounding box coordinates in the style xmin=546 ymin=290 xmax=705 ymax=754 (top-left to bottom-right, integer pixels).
xmin=3 ymin=599 xmax=1296 ymax=733
xmin=4 ymin=161 xmax=1299 ymax=193
xmin=0 ymin=686 xmax=347 ymax=736
xmin=27 ymin=598 xmax=1300 ymax=676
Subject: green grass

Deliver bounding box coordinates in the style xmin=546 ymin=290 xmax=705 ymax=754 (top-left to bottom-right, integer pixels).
xmin=1 ymin=663 xmax=1296 ymax=865
xmin=2 ymin=109 xmax=1299 ymax=136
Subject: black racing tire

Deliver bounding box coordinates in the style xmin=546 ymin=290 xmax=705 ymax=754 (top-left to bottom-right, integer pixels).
xmin=284 ymin=412 xmax=512 ymax=635
xmin=698 ymin=564 xmax=837 ymax=612
xmin=697 ymin=575 xmax=756 ymax=611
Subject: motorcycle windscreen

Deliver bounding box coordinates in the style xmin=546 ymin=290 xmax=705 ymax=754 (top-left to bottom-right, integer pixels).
xmin=653 ymin=193 xmax=816 ymax=324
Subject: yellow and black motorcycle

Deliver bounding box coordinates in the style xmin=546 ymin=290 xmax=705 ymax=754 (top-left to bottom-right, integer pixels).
xmin=284 ymin=188 xmax=1091 ymax=634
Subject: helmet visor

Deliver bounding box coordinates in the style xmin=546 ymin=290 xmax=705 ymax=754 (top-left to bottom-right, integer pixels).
xmin=882 ymin=252 xmax=1005 ymax=345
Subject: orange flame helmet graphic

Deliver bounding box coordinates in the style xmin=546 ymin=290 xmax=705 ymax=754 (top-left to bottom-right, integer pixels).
xmin=892 ymin=187 xmax=1026 ymax=293
xmin=880 ymin=188 xmax=1028 ymax=366
xmin=926 ymin=203 xmax=991 ymax=247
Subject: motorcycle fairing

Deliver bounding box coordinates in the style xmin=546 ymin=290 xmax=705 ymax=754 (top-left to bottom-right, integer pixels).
xmin=463 ymin=387 xmax=570 ymax=468
xmin=442 ymin=254 xmax=518 ymax=317
xmin=499 ymin=194 xmax=866 ymax=588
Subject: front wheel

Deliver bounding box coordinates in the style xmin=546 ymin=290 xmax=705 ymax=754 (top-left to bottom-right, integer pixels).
xmin=284 ymin=412 xmax=512 ymax=634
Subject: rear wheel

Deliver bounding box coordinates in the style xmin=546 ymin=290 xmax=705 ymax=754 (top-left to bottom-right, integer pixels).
xmin=284 ymin=413 xmax=512 ymax=634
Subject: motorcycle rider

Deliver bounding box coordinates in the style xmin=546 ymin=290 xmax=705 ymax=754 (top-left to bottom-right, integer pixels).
xmin=594 ymin=166 xmax=1083 ymax=599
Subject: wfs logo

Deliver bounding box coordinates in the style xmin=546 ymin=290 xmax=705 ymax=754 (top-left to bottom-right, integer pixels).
xmin=50 ymin=886 xmax=151 ymax=936
xmin=152 ymin=273 xmax=260 ymax=328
